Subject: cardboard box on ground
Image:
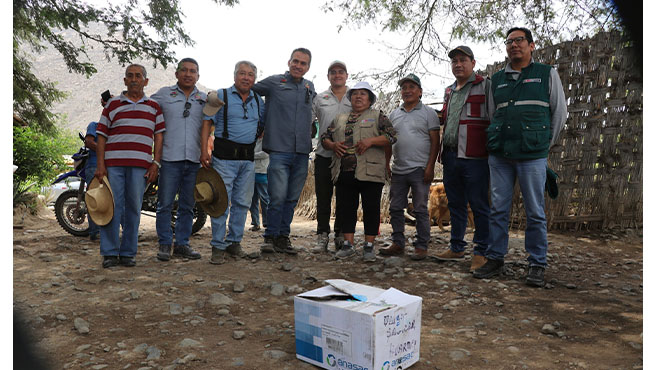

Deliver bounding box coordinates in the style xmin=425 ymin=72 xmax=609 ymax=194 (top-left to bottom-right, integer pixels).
xmin=294 ymin=279 xmax=422 ymax=370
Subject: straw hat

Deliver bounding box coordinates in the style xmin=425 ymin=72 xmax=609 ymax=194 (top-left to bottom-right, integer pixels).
xmin=85 ymin=176 xmax=114 ymax=226
xmin=194 ymin=167 xmax=228 ymax=218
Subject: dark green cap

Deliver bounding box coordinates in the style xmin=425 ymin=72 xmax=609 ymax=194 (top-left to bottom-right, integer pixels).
xmin=398 ymin=73 xmax=421 ymax=88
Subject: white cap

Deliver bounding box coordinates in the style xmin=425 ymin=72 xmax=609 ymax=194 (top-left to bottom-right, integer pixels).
xmin=347 ymin=81 xmax=377 ymax=104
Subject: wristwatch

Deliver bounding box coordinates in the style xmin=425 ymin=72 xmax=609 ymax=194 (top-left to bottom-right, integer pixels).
xmin=152 ymin=160 xmax=161 ymax=169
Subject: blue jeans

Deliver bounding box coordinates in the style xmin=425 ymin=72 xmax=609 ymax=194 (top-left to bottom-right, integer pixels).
xmin=84 ymin=165 xmax=99 ymax=237
xmin=389 ymin=168 xmax=431 ymax=250
xmin=442 ymin=151 xmax=490 ymax=255
xmin=100 ymin=166 xmax=147 ymax=257
xmin=250 ymin=175 xmax=269 ymax=227
xmin=210 ymin=158 xmax=255 ymax=250
xmin=485 ymin=155 xmax=548 ymax=266
xmin=264 ymin=151 xmax=309 ymax=238
xmin=156 ymin=160 xmax=200 ymax=247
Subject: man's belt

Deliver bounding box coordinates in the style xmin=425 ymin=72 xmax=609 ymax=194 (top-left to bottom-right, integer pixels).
xmin=212 ymin=137 xmax=255 ymax=161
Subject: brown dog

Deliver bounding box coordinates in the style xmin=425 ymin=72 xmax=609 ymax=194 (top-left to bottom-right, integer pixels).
xmin=429 ymin=183 xmax=474 ymax=231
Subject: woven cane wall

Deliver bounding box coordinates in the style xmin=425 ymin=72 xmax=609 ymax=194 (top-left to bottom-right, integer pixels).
xmin=481 ymin=31 xmax=642 ymax=230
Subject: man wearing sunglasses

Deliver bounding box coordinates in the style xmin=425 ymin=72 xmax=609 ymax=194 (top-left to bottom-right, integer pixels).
xmin=200 ymin=61 xmax=265 ymax=265
xmin=151 ymin=58 xmax=206 ymax=262
xmin=473 ymin=27 xmax=567 ymax=287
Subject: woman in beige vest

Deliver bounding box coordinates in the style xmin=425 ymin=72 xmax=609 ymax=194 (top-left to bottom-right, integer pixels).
xmin=320 ymin=82 xmax=397 ymax=261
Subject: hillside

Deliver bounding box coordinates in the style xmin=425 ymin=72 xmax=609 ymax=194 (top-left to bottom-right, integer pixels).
xmin=24 ymin=25 xmax=210 ymax=134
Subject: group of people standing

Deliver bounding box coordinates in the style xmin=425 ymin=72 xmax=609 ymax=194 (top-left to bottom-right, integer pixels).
xmin=86 ymin=26 xmax=566 ymax=287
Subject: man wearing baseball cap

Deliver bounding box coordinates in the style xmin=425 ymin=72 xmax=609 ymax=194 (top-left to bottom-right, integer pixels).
xmin=434 ymin=45 xmax=494 ymax=272
xmin=310 ymin=60 xmax=352 ymax=253
xmin=379 ymin=73 xmax=440 ymax=260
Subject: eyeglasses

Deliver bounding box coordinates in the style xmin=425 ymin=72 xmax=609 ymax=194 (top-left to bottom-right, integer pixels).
xmin=242 ymin=102 xmax=248 ymax=119
xmin=329 ymin=70 xmax=346 ymax=75
xmin=183 ymin=102 xmax=191 ymax=118
xmin=504 ymin=36 xmax=527 ymax=45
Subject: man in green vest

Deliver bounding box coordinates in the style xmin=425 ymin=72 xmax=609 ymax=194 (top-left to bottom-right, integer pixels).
xmin=473 ymin=27 xmax=567 ymax=287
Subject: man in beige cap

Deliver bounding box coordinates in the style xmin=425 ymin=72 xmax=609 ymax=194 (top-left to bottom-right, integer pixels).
xmin=310 ymin=60 xmax=351 ymax=253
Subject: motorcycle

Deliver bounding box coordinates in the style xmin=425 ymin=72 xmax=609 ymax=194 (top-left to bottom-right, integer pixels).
xmin=54 ymin=133 xmax=207 ymax=237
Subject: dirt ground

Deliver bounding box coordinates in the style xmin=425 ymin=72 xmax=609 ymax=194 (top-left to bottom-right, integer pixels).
xmin=13 ymin=206 xmax=643 ymax=370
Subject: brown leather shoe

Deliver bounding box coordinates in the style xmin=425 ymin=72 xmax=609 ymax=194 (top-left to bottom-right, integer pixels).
xmin=410 ymin=248 xmax=428 ymax=261
xmin=470 ymin=255 xmax=487 ymax=272
xmin=378 ymin=243 xmax=404 ymax=256
xmin=435 ymin=249 xmax=465 ymax=261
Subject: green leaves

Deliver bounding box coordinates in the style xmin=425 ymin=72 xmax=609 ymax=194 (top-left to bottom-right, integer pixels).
xmin=13 ymin=0 xmax=238 ymax=132
xmin=12 ymin=124 xmax=77 ymax=199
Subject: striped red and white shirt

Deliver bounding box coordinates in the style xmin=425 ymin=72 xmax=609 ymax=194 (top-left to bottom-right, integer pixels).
xmin=97 ymin=94 xmax=166 ymax=169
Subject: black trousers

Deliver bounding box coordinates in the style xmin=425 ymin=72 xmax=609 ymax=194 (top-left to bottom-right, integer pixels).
xmin=335 ymin=171 xmax=383 ymax=236
xmin=314 ymin=155 xmax=341 ymax=235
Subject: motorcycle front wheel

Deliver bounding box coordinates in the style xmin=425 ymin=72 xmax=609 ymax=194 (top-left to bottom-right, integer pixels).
xmin=54 ymin=189 xmax=90 ymax=237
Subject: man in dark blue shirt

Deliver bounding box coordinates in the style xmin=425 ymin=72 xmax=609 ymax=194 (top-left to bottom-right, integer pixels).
xmin=84 ymin=120 xmax=99 ymax=241
xmin=252 ymin=48 xmax=316 ymax=255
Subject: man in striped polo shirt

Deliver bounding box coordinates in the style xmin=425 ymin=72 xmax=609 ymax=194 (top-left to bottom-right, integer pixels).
xmin=95 ymin=64 xmax=165 ymax=268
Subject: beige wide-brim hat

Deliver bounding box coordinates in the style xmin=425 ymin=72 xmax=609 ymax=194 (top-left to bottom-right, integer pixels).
xmin=194 ymin=167 xmax=228 ymax=218
xmin=85 ymin=176 xmax=114 ymax=226
xmin=202 ymin=90 xmax=225 ymax=116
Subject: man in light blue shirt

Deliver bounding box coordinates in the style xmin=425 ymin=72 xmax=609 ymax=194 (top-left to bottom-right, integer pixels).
xmin=151 ymin=58 xmax=206 ymax=262
xmin=200 ymin=60 xmax=264 ymax=265
xmin=381 ymin=74 xmax=440 ymax=261
xmin=252 ymin=48 xmax=316 ymax=254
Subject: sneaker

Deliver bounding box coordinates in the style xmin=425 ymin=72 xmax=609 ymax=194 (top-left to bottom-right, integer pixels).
xmin=435 ymin=249 xmax=465 ymax=261
xmin=362 ymin=243 xmax=376 ymax=262
xmin=334 ymin=233 xmax=344 ymax=251
xmin=102 ymin=256 xmax=119 ymax=268
xmin=226 ymin=242 xmax=245 ymax=257
xmin=173 ymin=245 xmax=201 ymax=260
xmin=260 ymin=236 xmax=275 ymax=253
xmin=311 ymin=232 xmax=329 ymax=254
xmin=378 ymin=242 xmax=404 ymax=256
xmin=470 ymin=255 xmax=487 ymax=272
xmin=473 ymin=259 xmax=504 ymax=279
xmin=335 ymin=242 xmax=356 ymax=259
xmin=209 ymin=248 xmax=226 ymax=265
xmin=526 ymin=265 xmax=546 ymax=287
xmin=273 ymin=235 xmax=298 ymax=255
xmin=410 ymin=247 xmax=428 ymax=261
xmin=157 ymin=244 xmax=172 ymax=261
xmin=250 ymin=225 xmax=261 ymax=231
xmin=118 ymin=256 xmax=136 ymax=267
